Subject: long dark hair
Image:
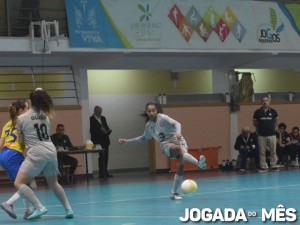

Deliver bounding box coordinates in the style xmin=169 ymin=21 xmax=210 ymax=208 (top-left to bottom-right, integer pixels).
xmin=142 ymin=102 xmax=163 ymax=122
xmin=9 ymin=99 xmax=27 ymax=128
xmin=29 ymin=88 xmax=54 ymax=116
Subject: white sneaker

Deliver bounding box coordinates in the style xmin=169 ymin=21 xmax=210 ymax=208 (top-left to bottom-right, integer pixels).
xmin=65 ymin=209 xmax=74 ymax=219
xmin=170 ymin=192 xmax=182 ymax=200
xmin=198 ymin=155 xmax=206 ymax=170
xmin=199 ymin=155 xmax=206 ymax=163
xmin=27 ymin=206 xmax=47 ymax=220
xmin=1 ymin=202 xmax=16 ymax=219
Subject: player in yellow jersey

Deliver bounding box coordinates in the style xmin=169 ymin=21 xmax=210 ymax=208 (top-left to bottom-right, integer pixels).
xmin=0 ymin=100 xmax=36 ymax=219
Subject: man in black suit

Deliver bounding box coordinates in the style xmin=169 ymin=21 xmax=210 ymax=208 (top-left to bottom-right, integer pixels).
xmin=90 ymin=106 xmax=112 ymax=179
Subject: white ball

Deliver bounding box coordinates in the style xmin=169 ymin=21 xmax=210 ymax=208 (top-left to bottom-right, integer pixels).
xmin=84 ymin=140 xmax=93 ymax=150
xmin=181 ymin=179 xmax=198 ymax=194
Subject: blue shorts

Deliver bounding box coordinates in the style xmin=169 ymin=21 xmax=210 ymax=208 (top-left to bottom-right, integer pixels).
xmin=0 ymin=148 xmax=24 ymax=181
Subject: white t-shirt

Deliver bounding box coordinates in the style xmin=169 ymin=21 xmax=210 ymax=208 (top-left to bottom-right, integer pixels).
xmin=17 ymin=108 xmax=55 ymax=152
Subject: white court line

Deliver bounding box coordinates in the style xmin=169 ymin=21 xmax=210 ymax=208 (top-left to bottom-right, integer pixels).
xmin=17 ymin=213 xmax=300 ymax=221
xmin=42 ymin=214 xmax=178 ymax=218
xmin=70 ymin=183 xmax=300 ymax=205
xmin=10 ymin=183 xmax=300 ymax=213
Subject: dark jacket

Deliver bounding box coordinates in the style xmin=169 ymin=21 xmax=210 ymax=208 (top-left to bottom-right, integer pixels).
xmin=90 ymin=115 xmax=111 ymax=147
xmin=234 ymin=132 xmax=258 ymax=151
xmin=50 ymin=133 xmax=73 ymax=149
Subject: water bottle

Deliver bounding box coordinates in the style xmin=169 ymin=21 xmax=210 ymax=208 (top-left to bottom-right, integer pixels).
xmin=289 ymin=92 xmax=294 ymax=101
xmin=222 ymin=160 xmax=226 ymax=167
xmin=225 ymin=93 xmax=230 ymax=103
xmin=252 ymin=93 xmax=255 ymax=102
xmin=231 ymin=159 xmax=236 ymax=167
xmin=268 ymin=92 xmax=271 ymax=101
xmin=162 ymin=93 xmax=167 ymax=104
xmin=158 ymin=93 xmax=162 ymax=104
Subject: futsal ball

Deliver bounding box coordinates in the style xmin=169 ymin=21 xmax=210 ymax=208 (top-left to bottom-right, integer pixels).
xmin=84 ymin=140 xmax=94 ymax=150
xmin=181 ymin=179 xmax=198 ymax=194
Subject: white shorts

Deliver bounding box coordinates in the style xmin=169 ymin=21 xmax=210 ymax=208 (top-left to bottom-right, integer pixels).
xmin=19 ymin=146 xmax=59 ymax=178
xmin=160 ymin=136 xmax=188 ymax=159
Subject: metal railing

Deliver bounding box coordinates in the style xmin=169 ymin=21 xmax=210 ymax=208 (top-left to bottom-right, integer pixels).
xmin=0 ymin=0 xmax=68 ymax=37
xmin=0 ymin=66 xmax=79 ymax=107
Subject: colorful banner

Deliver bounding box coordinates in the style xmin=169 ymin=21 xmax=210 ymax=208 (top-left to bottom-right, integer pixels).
xmin=64 ymin=0 xmax=123 ymax=48
xmin=65 ymin=0 xmax=300 ymax=51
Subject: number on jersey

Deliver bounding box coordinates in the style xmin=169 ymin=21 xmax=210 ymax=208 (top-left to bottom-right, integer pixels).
xmin=34 ymin=123 xmax=49 ymax=141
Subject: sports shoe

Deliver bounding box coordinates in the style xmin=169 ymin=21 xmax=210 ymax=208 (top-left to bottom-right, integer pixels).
xmin=1 ymin=202 xmax=17 ymax=219
xmin=27 ymin=206 xmax=47 ymax=220
xmin=199 ymin=155 xmax=206 ymax=163
xmin=200 ymin=162 xmax=206 ymax=170
xmin=290 ymin=161 xmax=299 ymax=167
xmin=198 ymin=155 xmax=206 ymax=170
xmin=239 ymin=168 xmax=246 ymax=172
xmin=65 ymin=209 xmax=74 ymax=219
xmin=24 ymin=208 xmax=34 ymax=220
xmin=271 ymin=167 xmax=279 ymax=172
xmin=170 ymin=192 xmax=182 ymax=200
xmin=277 ymin=162 xmax=285 ymax=168
xmin=258 ymin=168 xmax=268 ymax=173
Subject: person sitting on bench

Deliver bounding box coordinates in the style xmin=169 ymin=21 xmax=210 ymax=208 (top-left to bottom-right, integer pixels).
xmin=234 ymin=126 xmax=259 ymax=172
xmin=51 ymin=124 xmax=78 ymax=183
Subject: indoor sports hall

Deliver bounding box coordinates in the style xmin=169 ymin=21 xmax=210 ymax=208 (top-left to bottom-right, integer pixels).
xmin=0 ymin=0 xmax=300 ymax=225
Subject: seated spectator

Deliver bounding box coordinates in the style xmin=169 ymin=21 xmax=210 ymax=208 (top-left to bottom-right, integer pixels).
xmin=234 ymin=126 xmax=259 ymax=172
xmin=289 ymin=126 xmax=300 ymax=167
xmin=276 ymin=123 xmax=291 ymax=167
xmin=51 ymin=124 xmax=78 ymax=182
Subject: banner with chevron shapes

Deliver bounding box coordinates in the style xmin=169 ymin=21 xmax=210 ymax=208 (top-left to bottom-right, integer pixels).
xmin=65 ymin=0 xmax=300 ymax=51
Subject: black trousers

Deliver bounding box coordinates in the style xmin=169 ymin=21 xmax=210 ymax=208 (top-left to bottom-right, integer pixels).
xmin=290 ymin=144 xmax=300 ymax=161
xmin=98 ymin=146 xmax=109 ymax=178
xmin=239 ymin=148 xmax=260 ymax=169
xmin=58 ymin=155 xmax=78 ymax=174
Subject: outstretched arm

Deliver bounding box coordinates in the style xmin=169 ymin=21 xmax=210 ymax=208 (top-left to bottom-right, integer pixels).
xmin=118 ymin=134 xmax=147 ymax=145
xmin=118 ymin=138 xmax=127 ymax=144
xmin=119 ymin=123 xmax=153 ymax=145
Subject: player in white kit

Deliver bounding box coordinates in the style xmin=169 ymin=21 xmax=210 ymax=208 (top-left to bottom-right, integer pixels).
xmin=119 ymin=102 xmax=206 ymax=200
xmin=13 ymin=88 xmax=73 ymax=220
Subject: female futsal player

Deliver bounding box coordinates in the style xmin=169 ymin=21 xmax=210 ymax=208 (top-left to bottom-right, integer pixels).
xmin=119 ymin=102 xmax=206 ymax=200
xmin=0 ymin=100 xmax=36 ymax=219
xmin=14 ymin=88 xmax=73 ymax=220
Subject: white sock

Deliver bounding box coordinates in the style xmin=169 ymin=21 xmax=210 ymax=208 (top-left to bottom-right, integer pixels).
xmin=53 ymin=183 xmax=72 ymax=210
xmin=23 ymin=198 xmax=33 ymax=211
xmin=18 ymin=184 xmax=43 ymax=209
xmin=6 ymin=192 xmax=21 ymax=205
xmin=171 ymin=174 xmax=183 ymax=194
xmin=183 ymin=152 xmax=198 ymax=165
